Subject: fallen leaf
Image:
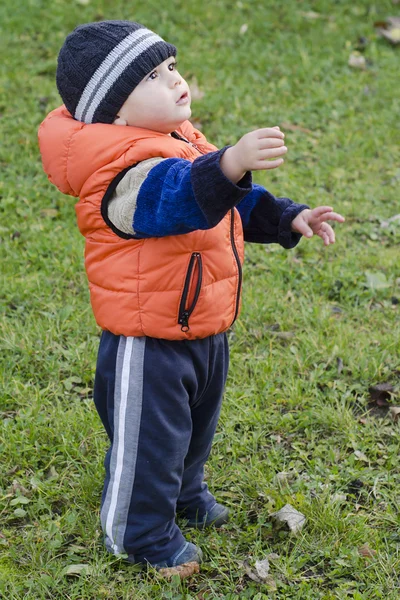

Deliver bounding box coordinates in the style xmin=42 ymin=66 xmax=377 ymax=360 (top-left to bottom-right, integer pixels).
xmin=358 ymin=543 xmax=377 ymax=558
xmin=241 ymin=560 xmax=276 ymax=589
xmin=46 ymin=466 xmax=59 ymax=480
xmin=158 ymin=561 xmax=200 ymax=579
xmin=337 ymin=357 xmax=344 ymax=375
xmin=332 ymin=493 xmax=347 ymax=503
xmin=380 ymin=214 xmax=400 ymax=228
xmin=300 ymin=10 xmax=322 ymax=19
xmin=348 ymin=52 xmax=366 ymax=69
xmin=242 ymin=559 xmax=262 ymax=583
xmin=270 ymin=504 xmax=306 ymax=533
xmin=9 ymin=480 xmax=30 ymax=496
xmin=270 ymin=331 xmax=295 ymax=339
xmin=10 ymin=496 xmax=31 ymax=506
xmin=62 ymin=564 xmax=94 ymax=577
xmin=389 ymin=406 xmax=400 ymax=422
xmin=255 ymin=557 xmax=270 ymax=579
xmin=369 ymin=383 xmax=395 ymax=406
xmin=275 ymin=472 xmax=290 ymax=485
xmin=365 ymin=271 xmax=390 ymax=290
xmin=267 ymin=552 xmax=280 ymax=561
xmin=354 ymin=450 xmax=368 ymax=462
xmin=374 ymin=17 xmax=400 ymax=44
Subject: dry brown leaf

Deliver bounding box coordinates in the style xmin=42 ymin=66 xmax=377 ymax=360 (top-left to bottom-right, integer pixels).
xmin=369 ymin=383 xmax=395 ymax=406
xmin=358 ymin=543 xmax=377 ymax=558
xmin=389 ymin=406 xmax=400 ymax=422
xmin=158 ymin=561 xmax=200 ymax=580
xmin=375 ymin=17 xmax=400 ymax=44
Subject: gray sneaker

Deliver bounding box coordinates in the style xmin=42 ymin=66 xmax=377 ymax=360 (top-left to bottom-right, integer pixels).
xmin=152 ymin=541 xmax=203 ymax=568
xmin=185 ymin=503 xmax=230 ymax=529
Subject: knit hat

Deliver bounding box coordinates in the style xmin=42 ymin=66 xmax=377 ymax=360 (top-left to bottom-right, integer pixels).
xmin=56 ymin=20 xmax=177 ymax=124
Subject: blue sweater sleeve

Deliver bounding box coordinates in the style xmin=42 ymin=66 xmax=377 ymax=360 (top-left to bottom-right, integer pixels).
xmin=237 ymin=184 xmax=309 ymax=249
xmin=132 ymin=147 xmax=252 ymax=238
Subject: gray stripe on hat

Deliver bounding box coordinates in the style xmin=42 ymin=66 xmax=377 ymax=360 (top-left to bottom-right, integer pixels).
xmin=100 ymin=335 xmax=145 ymax=555
xmin=75 ymin=28 xmax=164 ymax=123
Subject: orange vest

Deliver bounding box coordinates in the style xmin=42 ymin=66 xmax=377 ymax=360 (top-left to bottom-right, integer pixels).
xmin=38 ymin=106 xmax=244 ymax=340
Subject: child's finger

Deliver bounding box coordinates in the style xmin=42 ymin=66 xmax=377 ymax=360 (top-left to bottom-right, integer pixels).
xmin=294 ymin=220 xmax=313 ymax=238
xmin=257 ymin=157 xmax=285 ymax=170
xmin=311 ymin=206 xmax=333 ymax=217
xmin=258 ymin=138 xmax=285 ymax=150
xmin=312 ymin=207 xmax=345 ymax=223
xmin=320 ymin=222 xmax=335 ymax=244
xmin=323 ymin=212 xmax=345 ymax=223
xmin=256 ymin=127 xmax=285 ymax=139
xmin=259 ymin=146 xmax=287 ymax=160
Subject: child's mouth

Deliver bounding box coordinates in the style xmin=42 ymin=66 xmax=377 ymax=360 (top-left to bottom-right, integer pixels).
xmin=176 ymin=92 xmax=189 ymax=105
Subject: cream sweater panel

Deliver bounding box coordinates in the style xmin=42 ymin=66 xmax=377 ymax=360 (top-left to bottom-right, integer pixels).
xmin=107 ymin=157 xmax=164 ymax=235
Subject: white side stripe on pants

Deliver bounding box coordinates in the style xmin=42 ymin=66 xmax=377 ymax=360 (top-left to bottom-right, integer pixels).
xmin=100 ymin=336 xmax=145 ymax=554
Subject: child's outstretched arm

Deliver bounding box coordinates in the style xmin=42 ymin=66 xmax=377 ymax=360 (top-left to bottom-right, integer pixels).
xmin=221 ymin=126 xmax=344 ymax=247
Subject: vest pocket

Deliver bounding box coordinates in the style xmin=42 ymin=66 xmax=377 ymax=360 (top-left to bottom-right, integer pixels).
xmin=178 ymin=252 xmax=203 ymax=332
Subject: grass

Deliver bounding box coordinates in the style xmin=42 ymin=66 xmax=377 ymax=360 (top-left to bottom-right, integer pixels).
xmin=0 ymin=0 xmax=399 ymax=597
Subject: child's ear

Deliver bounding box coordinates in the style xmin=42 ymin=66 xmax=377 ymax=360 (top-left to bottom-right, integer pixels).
xmin=113 ymin=115 xmax=127 ymax=126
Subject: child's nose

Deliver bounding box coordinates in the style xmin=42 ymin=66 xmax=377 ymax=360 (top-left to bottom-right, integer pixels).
xmin=170 ymin=71 xmax=182 ymax=87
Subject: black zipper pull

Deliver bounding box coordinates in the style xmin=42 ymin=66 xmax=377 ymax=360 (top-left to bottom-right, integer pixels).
xmin=179 ymin=310 xmax=190 ymax=332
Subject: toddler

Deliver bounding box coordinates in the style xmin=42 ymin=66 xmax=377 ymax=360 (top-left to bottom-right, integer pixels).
xmin=38 ymin=20 xmax=344 ymax=569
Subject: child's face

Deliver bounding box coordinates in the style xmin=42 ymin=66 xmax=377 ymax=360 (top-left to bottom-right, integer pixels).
xmin=114 ymin=57 xmax=191 ymax=133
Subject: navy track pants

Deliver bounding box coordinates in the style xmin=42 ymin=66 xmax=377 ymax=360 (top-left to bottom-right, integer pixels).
xmin=93 ymin=331 xmax=229 ymax=564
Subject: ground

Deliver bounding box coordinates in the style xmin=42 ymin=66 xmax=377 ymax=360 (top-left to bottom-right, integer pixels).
xmin=0 ymin=0 xmax=399 ymax=598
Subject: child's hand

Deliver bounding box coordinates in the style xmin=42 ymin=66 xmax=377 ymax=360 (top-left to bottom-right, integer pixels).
xmin=291 ymin=206 xmax=345 ymax=246
xmin=220 ymin=126 xmax=286 ymax=183
xmin=233 ymin=126 xmax=287 ymax=172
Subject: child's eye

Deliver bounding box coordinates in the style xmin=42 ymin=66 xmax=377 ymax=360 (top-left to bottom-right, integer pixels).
xmin=147 ymin=70 xmax=158 ymax=80
xmin=169 ymin=61 xmax=178 ymax=71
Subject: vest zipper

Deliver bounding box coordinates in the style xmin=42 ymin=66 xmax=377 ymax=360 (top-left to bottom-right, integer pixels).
xmin=173 ymin=132 xmax=241 ymax=326
xmin=178 ymin=252 xmax=203 ymax=332
xmin=230 ymin=208 xmax=242 ymax=326
xmin=171 ymin=131 xmax=204 ymax=155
